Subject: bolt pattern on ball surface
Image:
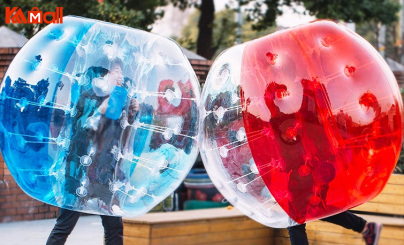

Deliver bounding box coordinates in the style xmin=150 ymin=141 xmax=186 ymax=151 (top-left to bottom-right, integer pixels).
xmin=199 ymin=20 xmax=403 ymax=227
xmin=0 ymin=16 xmax=200 ymax=216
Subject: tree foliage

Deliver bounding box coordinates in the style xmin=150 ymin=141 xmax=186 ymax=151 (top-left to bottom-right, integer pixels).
xmin=302 ymin=0 xmax=400 ymax=25
xmin=1 ymin=0 xmax=168 ymax=38
xmin=172 ymin=0 xmax=401 ymax=59
xmin=2 ymin=0 xmax=401 ymax=60
xmin=242 ymin=0 xmax=401 ymax=31
xmin=177 ymin=9 xmax=236 ymax=59
xmin=176 ymin=8 xmax=276 ymax=59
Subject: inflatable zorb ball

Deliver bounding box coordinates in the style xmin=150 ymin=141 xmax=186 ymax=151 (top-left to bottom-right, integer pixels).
xmin=199 ymin=20 xmax=403 ymax=227
xmin=0 ymin=16 xmax=200 ymax=216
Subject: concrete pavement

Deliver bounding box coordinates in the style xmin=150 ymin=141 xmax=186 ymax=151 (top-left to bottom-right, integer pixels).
xmin=0 ymin=215 xmax=104 ymax=245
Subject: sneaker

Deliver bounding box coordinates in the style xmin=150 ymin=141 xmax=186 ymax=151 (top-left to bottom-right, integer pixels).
xmin=362 ymin=222 xmax=382 ymax=245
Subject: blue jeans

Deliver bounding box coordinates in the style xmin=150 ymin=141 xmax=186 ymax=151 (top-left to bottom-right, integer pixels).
xmin=287 ymin=211 xmax=367 ymax=245
xmin=46 ymin=209 xmax=123 ymax=245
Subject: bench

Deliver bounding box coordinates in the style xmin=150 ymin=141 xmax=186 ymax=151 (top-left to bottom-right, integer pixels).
xmin=274 ymin=174 xmax=404 ymax=245
xmin=123 ymin=174 xmax=404 ymax=245
xmin=123 ymin=207 xmax=272 ymax=245
xmin=351 ymin=174 xmax=404 ymax=215
xmin=273 ymin=214 xmax=404 ymax=245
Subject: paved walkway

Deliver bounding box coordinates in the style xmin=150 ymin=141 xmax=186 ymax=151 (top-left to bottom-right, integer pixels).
xmin=0 ymin=215 xmax=104 ymax=245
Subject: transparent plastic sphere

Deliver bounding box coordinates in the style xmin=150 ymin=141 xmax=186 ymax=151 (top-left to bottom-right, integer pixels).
xmin=199 ymin=20 xmax=403 ymax=227
xmin=200 ymin=45 xmax=296 ymax=228
xmin=0 ymin=16 xmax=200 ymax=216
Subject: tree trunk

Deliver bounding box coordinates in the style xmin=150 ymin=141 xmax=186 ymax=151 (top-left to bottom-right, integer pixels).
xmin=374 ymin=25 xmax=380 ymax=53
xmin=196 ymin=0 xmax=215 ymax=59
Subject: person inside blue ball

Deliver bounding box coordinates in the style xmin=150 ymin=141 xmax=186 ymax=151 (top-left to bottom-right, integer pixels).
xmin=47 ymin=57 xmax=139 ymax=245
